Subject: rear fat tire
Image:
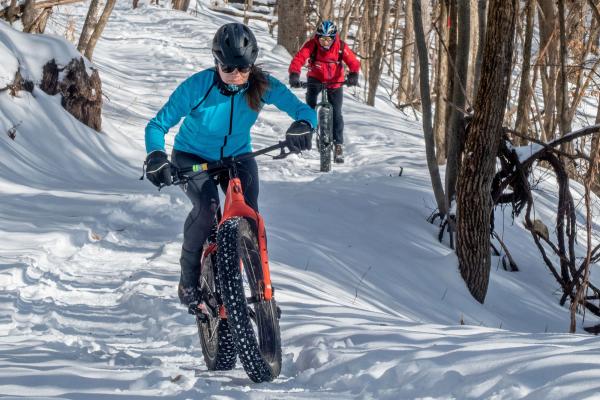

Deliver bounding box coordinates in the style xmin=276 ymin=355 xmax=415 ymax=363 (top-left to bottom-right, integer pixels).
xmin=217 ymin=217 xmax=282 ymax=383
xmin=197 ymin=251 xmax=237 ymax=370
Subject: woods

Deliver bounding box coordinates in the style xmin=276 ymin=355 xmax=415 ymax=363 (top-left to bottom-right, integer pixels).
xmin=2 ymin=0 xmax=600 ymax=331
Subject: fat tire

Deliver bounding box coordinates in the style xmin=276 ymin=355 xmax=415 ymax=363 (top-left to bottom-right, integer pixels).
xmin=318 ymin=106 xmax=333 ymax=172
xmin=217 ymin=217 xmax=282 ymax=383
xmin=197 ymin=251 xmax=237 ymax=370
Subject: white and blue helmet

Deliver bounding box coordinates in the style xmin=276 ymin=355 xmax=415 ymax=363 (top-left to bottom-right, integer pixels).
xmin=316 ymin=20 xmax=337 ymax=38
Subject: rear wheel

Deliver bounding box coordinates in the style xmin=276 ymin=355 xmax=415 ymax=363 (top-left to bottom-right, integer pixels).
xmin=217 ymin=217 xmax=282 ymax=383
xmin=197 ymin=250 xmax=237 ymax=370
xmin=318 ymin=106 xmax=333 ymax=172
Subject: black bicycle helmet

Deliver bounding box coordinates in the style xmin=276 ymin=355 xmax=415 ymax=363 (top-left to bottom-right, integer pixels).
xmin=212 ymin=23 xmax=259 ymax=67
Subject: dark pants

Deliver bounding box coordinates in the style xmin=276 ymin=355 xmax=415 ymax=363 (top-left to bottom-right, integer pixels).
xmin=171 ymin=149 xmax=259 ymax=301
xmin=306 ymin=77 xmax=344 ymax=145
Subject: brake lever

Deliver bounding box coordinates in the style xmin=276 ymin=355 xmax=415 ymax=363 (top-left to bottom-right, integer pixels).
xmin=273 ymin=145 xmax=294 ymax=160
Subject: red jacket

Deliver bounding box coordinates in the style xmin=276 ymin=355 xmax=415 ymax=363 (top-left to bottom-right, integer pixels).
xmin=289 ymin=36 xmax=361 ymax=89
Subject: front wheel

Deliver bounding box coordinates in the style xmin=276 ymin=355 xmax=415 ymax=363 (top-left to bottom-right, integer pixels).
xmin=217 ymin=217 xmax=282 ymax=383
xmin=318 ymin=106 xmax=333 ymax=172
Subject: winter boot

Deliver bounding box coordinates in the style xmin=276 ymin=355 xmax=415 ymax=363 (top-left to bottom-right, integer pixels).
xmin=178 ymin=248 xmax=202 ymax=306
xmin=334 ymin=144 xmax=344 ymax=163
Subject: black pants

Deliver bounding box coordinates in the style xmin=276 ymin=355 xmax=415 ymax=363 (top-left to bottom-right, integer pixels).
xmin=171 ymin=150 xmax=259 ymax=252
xmin=306 ymin=77 xmax=344 ymax=145
xmin=171 ymin=149 xmax=260 ymax=293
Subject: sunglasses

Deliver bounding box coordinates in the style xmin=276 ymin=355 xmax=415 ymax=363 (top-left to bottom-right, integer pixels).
xmin=220 ymin=64 xmax=252 ymax=73
xmin=318 ymin=36 xmax=334 ymax=42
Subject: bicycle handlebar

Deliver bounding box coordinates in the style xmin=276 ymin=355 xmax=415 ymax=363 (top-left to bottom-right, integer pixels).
xmin=167 ymin=140 xmax=291 ymax=187
xmin=299 ymin=80 xmax=348 ymax=89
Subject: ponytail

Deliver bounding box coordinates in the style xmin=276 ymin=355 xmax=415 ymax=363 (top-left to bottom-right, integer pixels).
xmin=245 ymin=65 xmax=269 ymax=112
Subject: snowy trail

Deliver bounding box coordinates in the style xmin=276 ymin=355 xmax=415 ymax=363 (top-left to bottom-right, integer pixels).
xmin=1 ymin=2 xmax=600 ymax=399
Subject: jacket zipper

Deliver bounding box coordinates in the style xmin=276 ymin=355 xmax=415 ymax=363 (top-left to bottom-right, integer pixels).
xmin=220 ymin=95 xmax=235 ymax=159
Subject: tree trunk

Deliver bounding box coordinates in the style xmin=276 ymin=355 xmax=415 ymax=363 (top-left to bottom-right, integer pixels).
xmin=444 ymin=0 xmax=470 ymax=211
xmin=556 ymin=0 xmax=571 ymax=146
xmin=367 ymin=0 xmax=392 ymax=106
xmin=433 ymin=0 xmax=449 ymax=164
xmin=22 ymin=0 xmax=40 ymax=32
xmin=84 ymin=0 xmax=117 ymax=61
xmin=456 ymin=0 xmax=517 ymax=303
xmin=172 ymin=0 xmax=190 ymax=11
xmin=77 ymin=0 xmax=102 ymax=54
xmin=473 ymin=0 xmax=486 ymax=96
xmin=277 ymin=0 xmax=307 ymax=55
xmin=243 ymin=0 xmax=254 ymax=25
xmin=319 ymin=0 xmax=335 ymax=20
xmin=414 ymin=0 xmax=447 ymax=215
xmin=41 ymin=58 xmax=103 ymax=131
xmin=398 ymin=0 xmax=414 ymax=106
xmin=133 ymin=0 xmax=140 ymax=9
xmin=466 ymin=0 xmax=479 ymax=103
xmin=22 ymin=1 xmax=52 ymax=34
xmin=339 ymin=0 xmax=358 ymax=42
xmin=538 ymin=0 xmax=558 ymax=141
xmin=514 ymin=0 xmax=534 ymax=144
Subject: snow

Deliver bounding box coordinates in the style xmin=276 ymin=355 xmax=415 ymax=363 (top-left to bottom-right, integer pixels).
xmin=0 ymin=20 xmax=90 ymax=85
xmin=0 ymin=2 xmax=599 ymax=399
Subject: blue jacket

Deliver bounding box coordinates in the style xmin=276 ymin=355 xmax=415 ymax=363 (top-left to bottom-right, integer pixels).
xmin=145 ymin=68 xmax=317 ymax=161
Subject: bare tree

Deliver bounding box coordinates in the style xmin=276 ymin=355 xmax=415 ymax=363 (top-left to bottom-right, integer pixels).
xmin=22 ymin=0 xmax=52 ymax=34
xmin=537 ymin=0 xmax=558 ymax=142
xmin=398 ymin=0 xmax=414 ymax=106
xmin=414 ymin=0 xmax=446 ymax=216
xmin=433 ymin=0 xmax=450 ymax=164
xmin=84 ymin=0 xmax=117 ymax=61
xmin=172 ymin=0 xmax=190 ymax=11
xmin=278 ymin=0 xmax=307 ymax=55
xmin=466 ymin=0 xmax=479 ymax=102
xmin=456 ymin=0 xmax=517 ymax=303
xmin=472 ymin=0 xmax=486 ymax=96
xmin=243 ymin=0 xmax=254 ymax=25
xmin=514 ymin=0 xmax=534 ymax=143
xmin=319 ymin=0 xmax=334 ymax=20
xmin=557 ymin=0 xmax=570 ymax=146
xmin=78 ymin=0 xmax=102 ymax=53
xmin=444 ymin=0 xmax=470 ymax=213
xmin=367 ymin=0 xmax=392 ymax=105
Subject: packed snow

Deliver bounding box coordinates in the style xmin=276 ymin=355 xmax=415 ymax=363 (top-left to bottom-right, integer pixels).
xmin=1 ymin=1 xmax=600 ymax=399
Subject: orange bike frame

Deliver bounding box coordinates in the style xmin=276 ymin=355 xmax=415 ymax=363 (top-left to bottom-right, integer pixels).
xmin=217 ymin=177 xmax=273 ymax=301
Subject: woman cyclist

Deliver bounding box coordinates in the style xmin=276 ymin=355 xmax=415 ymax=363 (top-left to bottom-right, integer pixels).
xmin=144 ymin=23 xmax=316 ymax=306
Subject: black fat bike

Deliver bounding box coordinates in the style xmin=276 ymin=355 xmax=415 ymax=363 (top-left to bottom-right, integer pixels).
xmin=300 ymin=80 xmax=347 ymax=172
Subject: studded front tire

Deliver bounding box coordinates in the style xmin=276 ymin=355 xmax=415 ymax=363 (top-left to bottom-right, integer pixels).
xmin=318 ymin=106 xmax=333 ymax=173
xmin=216 ymin=217 xmax=282 ymax=383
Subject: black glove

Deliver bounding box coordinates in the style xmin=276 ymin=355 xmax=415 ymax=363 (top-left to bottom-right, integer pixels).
xmin=346 ymin=72 xmax=359 ymax=86
xmin=289 ymin=73 xmax=301 ymax=88
xmin=145 ymin=150 xmax=173 ymax=187
xmin=285 ymin=120 xmax=313 ymax=152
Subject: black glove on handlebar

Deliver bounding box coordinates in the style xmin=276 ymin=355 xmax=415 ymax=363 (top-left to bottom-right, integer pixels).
xmin=145 ymin=150 xmax=173 ymax=187
xmin=285 ymin=120 xmax=313 ymax=152
xmin=346 ymin=72 xmax=359 ymax=86
xmin=289 ymin=73 xmax=301 ymax=88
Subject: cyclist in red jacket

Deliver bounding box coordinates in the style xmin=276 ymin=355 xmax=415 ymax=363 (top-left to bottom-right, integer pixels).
xmin=288 ymin=20 xmax=361 ymax=163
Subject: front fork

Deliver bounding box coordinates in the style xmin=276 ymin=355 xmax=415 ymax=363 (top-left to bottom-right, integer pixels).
xmin=221 ymin=178 xmax=274 ymax=299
